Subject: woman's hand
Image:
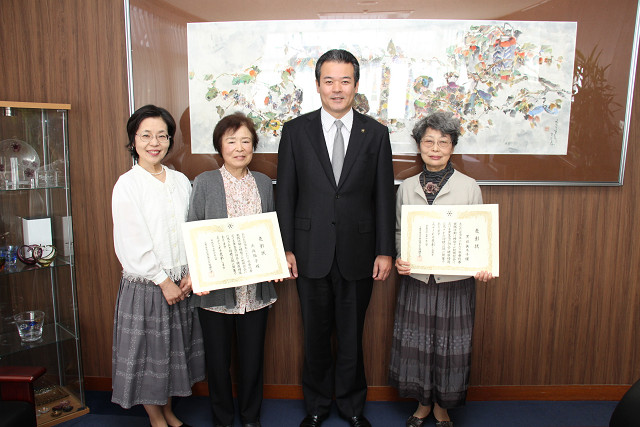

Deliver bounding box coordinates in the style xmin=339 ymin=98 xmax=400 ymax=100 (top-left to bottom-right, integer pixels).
xmin=178 ymin=274 xmax=212 ymax=296
xmin=179 ymin=274 xmax=192 ymax=296
xmin=475 ymin=270 xmax=494 ymax=282
xmin=158 ymin=278 xmax=184 ymax=305
xmin=395 ymin=257 xmax=411 ymax=275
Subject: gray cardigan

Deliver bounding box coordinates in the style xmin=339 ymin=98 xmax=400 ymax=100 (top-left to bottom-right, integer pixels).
xmin=187 ymin=168 xmax=278 ymax=309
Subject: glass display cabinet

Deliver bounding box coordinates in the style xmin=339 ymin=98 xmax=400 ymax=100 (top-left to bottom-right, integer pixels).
xmin=0 ymin=101 xmax=87 ymax=425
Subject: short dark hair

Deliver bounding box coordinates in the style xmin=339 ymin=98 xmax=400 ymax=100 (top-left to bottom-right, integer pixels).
xmin=126 ymin=105 xmax=176 ymax=161
xmin=212 ymin=112 xmax=259 ymax=154
xmin=315 ymin=49 xmax=360 ymax=84
xmin=411 ymin=111 xmax=461 ymax=147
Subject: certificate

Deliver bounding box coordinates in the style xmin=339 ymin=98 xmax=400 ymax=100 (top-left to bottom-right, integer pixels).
xmin=182 ymin=212 xmax=290 ymax=293
xmin=401 ymin=204 xmax=499 ymax=277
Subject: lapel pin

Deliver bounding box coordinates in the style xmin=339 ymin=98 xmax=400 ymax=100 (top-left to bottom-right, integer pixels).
xmin=361 ymin=129 xmax=365 ymax=133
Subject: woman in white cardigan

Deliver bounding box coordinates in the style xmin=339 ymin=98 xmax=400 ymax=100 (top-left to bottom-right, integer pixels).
xmin=389 ymin=112 xmax=493 ymax=427
xmin=111 ymin=105 xmax=204 ymax=427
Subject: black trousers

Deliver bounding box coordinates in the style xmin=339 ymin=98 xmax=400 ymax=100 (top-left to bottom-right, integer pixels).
xmin=297 ymin=257 xmax=373 ymax=418
xmin=197 ymin=306 xmax=269 ymax=425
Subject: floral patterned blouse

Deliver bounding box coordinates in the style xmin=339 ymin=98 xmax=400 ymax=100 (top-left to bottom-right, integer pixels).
xmin=205 ymin=164 xmax=277 ymax=314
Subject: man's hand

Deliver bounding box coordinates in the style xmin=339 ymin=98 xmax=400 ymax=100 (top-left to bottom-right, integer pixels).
xmin=372 ymin=255 xmax=392 ymax=281
xmin=286 ymin=251 xmax=298 ymax=279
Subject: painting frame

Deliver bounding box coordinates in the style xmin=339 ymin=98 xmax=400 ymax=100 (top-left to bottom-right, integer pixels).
xmin=126 ymin=0 xmax=640 ymax=185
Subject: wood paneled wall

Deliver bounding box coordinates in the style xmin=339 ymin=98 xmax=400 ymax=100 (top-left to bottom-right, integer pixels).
xmin=1 ymin=0 xmax=639 ymax=399
xmin=0 ymin=0 xmax=131 ymax=377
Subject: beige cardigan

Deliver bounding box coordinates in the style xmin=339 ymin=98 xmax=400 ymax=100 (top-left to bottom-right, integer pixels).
xmin=395 ymin=169 xmax=483 ymax=284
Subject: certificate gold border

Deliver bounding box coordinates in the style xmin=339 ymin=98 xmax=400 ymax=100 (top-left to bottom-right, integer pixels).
xmin=401 ymin=204 xmax=499 ymax=276
xmin=183 ymin=212 xmax=289 ymax=293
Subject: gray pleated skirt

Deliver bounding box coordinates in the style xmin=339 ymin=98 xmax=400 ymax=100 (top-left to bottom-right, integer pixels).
xmin=112 ymin=276 xmax=206 ymax=408
xmin=389 ymin=274 xmax=476 ymax=409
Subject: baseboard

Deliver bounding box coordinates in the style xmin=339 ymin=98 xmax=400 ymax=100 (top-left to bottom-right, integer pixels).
xmin=366 ymin=385 xmax=628 ymax=401
xmin=85 ymin=376 xmax=111 ymax=391
xmin=465 ymin=385 xmax=628 ymax=401
xmin=85 ymin=377 xmax=629 ymax=401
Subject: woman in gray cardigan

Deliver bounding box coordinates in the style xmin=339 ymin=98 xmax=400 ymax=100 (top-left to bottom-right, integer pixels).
xmin=187 ymin=112 xmax=277 ymax=427
xmin=389 ymin=112 xmax=493 ymax=427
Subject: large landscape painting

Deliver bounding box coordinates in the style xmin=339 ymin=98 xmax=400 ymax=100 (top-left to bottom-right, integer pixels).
xmin=188 ymin=19 xmax=577 ymax=154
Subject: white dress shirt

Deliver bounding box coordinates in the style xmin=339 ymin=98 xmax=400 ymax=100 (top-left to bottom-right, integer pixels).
xmin=321 ymin=107 xmax=354 ymax=162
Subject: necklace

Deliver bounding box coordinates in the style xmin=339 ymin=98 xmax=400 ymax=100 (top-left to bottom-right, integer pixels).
xmin=148 ymin=166 xmax=165 ymax=176
xmin=421 ymin=170 xmax=450 ymax=195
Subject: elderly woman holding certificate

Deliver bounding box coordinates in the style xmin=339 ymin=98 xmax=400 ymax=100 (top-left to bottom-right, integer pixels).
xmin=389 ymin=112 xmax=493 ymax=427
xmin=187 ymin=112 xmax=277 ymax=427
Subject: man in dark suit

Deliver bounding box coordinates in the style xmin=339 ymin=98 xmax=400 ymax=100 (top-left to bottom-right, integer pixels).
xmin=276 ymin=49 xmax=395 ymax=427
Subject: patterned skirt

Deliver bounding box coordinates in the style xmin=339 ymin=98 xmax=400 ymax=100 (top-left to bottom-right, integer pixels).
xmin=389 ymin=274 xmax=476 ymax=409
xmin=112 ymin=277 xmax=205 ymax=408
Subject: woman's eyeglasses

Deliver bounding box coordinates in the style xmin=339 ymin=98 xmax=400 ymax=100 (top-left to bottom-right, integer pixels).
xmin=136 ymin=134 xmax=171 ymax=143
xmin=420 ymin=139 xmax=452 ymax=148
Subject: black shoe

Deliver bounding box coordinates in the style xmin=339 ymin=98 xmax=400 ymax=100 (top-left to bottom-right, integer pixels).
xmin=406 ymin=415 xmax=427 ymax=427
xmin=243 ymin=422 xmax=261 ymax=427
xmin=348 ymin=415 xmax=372 ymax=427
xmin=300 ymin=414 xmax=327 ymax=427
xmin=435 ymin=421 xmax=453 ymax=427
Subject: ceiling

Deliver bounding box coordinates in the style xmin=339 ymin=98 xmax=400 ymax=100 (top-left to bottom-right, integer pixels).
xmin=160 ymin=0 xmax=552 ymax=22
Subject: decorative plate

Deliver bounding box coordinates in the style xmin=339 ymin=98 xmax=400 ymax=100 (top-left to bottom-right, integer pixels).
xmin=0 ymin=139 xmax=41 ymax=181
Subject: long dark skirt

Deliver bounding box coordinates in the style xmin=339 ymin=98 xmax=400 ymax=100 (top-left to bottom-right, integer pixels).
xmin=389 ymin=274 xmax=475 ymax=409
xmin=112 ymin=277 xmax=205 ymax=408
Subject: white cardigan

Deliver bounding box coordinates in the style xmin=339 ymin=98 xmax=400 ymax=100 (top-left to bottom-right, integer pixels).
xmin=112 ymin=165 xmax=191 ymax=285
xmin=395 ymin=169 xmax=483 ymax=284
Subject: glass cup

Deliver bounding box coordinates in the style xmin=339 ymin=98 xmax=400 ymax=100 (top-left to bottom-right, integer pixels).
xmin=0 ymin=245 xmax=18 ymax=265
xmin=14 ymin=310 xmax=45 ymax=342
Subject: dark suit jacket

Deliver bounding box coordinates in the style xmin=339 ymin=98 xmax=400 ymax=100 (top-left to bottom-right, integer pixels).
xmin=276 ymin=108 xmax=396 ymax=281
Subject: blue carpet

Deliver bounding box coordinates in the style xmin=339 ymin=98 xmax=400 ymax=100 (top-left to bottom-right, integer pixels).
xmin=56 ymin=391 xmax=617 ymax=427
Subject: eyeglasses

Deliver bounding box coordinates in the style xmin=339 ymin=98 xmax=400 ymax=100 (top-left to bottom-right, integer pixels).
xmin=420 ymin=139 xmax=452 ymax=149
xmin=136 ymin=133 xmax=171 ymax=143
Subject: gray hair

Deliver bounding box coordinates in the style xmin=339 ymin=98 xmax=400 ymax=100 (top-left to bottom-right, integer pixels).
xmin=411 ymin=112 xmax=461 ymax=146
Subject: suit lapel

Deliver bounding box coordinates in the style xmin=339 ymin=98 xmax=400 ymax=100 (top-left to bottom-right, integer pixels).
xmin=338 ymin=110 xmax=367 ymax=187
xmin=303 ymin=110 xmax=336 ymax=187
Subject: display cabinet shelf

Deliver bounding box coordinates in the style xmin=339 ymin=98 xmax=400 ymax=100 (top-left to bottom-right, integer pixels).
xmin=0 ymin=257 xmax=72 ymax=276
xmin=0 ymin=184 xmax=69 ymax=192
xmin=0 ymin=322 xmax=77 ymax=358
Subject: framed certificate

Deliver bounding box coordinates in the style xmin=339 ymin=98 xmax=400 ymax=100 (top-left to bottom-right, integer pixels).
xmin=182 ymin=212 xmax=290 ymax=293
xmin=401 ymin=204 xmax=499 ymax=277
